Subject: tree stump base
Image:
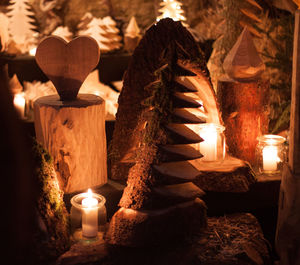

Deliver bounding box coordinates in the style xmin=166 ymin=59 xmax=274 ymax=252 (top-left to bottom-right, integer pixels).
xmin=34 ymin=94 xmax=107 ymax=193
xmin=217 ymin=78 xmax=269 ymax=165
xmin=57 ymin=213 xmax=271 ymax=265
xmin=190 ymin=156 xmax=256 ymax=193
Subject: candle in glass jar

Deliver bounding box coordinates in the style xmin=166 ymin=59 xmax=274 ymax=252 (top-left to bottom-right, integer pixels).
xmin=13 ymin=93 xmax=25 ymax=118
xmin=199 ymin=124 xmax=218 ymax=162
xmin=262 ymin=145 xmax=278 ymax=171
xmin=81 ymin=189 xmax=98 ymax=238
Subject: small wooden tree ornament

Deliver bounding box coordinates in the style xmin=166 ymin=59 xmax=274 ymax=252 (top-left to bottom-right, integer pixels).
xmin=218 ymin=27 xmax=269 ymax=165
xmin=34 ymin=36 xmax=107 ymax=193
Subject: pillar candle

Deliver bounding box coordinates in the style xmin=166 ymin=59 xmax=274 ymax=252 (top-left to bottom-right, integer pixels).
xmin=82 ymin=189 xmax=98 ymax=238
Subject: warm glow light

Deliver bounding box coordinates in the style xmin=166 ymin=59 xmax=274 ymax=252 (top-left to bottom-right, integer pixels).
xmin=29 ymin=47 xmax=36 ymax=56
xmin=81 ymin=188 xmax=98 ymax=237
xmin=13 ymin=93 xmax=25 ymax=118
xmin=199 ymin=124 xmax=218 ymax=162
xmin=262 ymin=141 xmax=280 ymax=171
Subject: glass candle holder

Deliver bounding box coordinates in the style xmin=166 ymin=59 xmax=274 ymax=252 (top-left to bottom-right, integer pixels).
xmin=255 ymin=134 xmax=287 ymax=175
xmin=70 ymin=189 xmax=107 ymax=241
xmin=198 ymin=123 xmax=225 ymax=163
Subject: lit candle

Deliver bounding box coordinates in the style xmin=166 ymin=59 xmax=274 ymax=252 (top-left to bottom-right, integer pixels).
xmin=81 ymin=189 xmax=98 ymax=238
xmin=262 ymin=144 xmax=278 ymax=171
xmin=199 ymin=124 xmax=218 ymax=162
xmin=13 ymin=93 xmax=25 ymax=118
xmin=29 ymin=47 xmax=37 ymax=56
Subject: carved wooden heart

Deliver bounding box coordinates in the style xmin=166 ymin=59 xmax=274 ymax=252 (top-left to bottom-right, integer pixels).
xmin=35 ymin=36 xmax=100 ymax=101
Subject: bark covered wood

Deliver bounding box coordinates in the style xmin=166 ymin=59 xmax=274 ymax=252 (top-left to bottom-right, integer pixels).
xmin=34 ymin=94 xmax=107 ymax=193
xmin=217 ymin=78 xmax=269 ymax=165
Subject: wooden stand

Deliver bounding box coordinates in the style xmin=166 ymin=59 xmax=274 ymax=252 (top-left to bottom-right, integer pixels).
xmin=217 ymin=78 xmax=269 ymax=165
xmin=58 ymin=213 xmax=270 ymax=265
xmin=34 ymin=94 xmax=107 ymax=193
xmin=276 ymin=9 xmax=300 ymax=265
xmin=191 ymin=156 xmax=256 ymax=193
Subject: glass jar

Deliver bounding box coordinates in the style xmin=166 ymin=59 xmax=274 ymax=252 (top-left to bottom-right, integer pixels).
xmin=70 ymin=190 xmax=107 ymax=242
xmin=255 ymin=134 xmax=287 ymax=175
xmin=198 ymin=123 xmax=226 ymax=163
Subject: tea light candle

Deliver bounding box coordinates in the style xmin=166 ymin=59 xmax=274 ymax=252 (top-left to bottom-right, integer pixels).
xmin=82 ymin=189 xmax=98 ymax=238
xmin=13 ymin=93 xmax=25 ymax=118
xmin=199 ymin=124 xmax=218 ymax=162
xmin=262 ymin=143 xmax=278 ymax=172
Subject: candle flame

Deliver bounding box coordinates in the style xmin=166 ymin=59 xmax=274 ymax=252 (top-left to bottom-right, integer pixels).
xmin=87 ymin=188 xmax=93 ymax=198
xmin=29 ymin=47 xmax=37 ymax=56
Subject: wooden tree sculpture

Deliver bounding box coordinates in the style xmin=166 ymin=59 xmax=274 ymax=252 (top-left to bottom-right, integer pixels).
xmin=109 ymin=18 xmax=255 ymax=194
xmin=99 ymin=16 xmax=122 ymax=53
xmin=157 ymin=0 xmax=186 ymax=23
xmin=106 ymin=18 xmax=208 ymax=246
xmin=7 ymin=0 xmax=38 ymax=53
xmin=34 ymin=36 xmax=107 ymax=193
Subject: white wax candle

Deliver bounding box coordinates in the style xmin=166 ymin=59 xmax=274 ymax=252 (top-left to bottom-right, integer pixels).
xmin=263 ymin=145 xmax=278 ymax=171
xmin=199 ymin=125 xmax=218 ymax=162
xmin=29 ymin=47 xmax=36 ymax=56
xmin=13 ymin=93 xmax=25 ymax=118
xmin=81 ymin=189 xmax=98 ymax=238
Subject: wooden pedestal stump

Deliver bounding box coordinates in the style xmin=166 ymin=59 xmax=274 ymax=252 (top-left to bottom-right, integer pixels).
xmin=34 ymin=94 xmax=107 ymax=193
xmin=217 ymin=78 xmax=269 ymax=165
xmin=276 ymin=9 xmax=300 ymax=265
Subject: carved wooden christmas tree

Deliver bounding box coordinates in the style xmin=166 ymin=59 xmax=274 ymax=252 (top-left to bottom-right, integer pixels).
xmin=106 ymin=18 xmax=227 ymax=247
xmin=124 ymin=16 xmax=141 ymax=52
xmin=77 ymin=13 xmax=102 ymax=46
xmin=7 ymin=0 xmax=38 ymax=53
xmin=34 ymin=36 xmax=107 ymax=193
xmin=99 ymin=16 xmax=122 ymax=53
xmin=157 ymin=0 xmax=186 ymax=23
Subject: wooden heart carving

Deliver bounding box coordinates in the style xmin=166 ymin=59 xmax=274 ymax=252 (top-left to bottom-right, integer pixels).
xmin=35 ymin=36 xmax=100 ymax=101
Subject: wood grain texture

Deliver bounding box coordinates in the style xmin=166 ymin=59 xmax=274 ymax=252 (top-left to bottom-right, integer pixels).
xmin=191 ymin=156 xmax=256 ymax=193
xmin=223 ymin=27 xmax=265 ymax=82
xmin=34 ymin=94 xmax=107 ymax=193
xmin=35 ymin=36 xmax=100 ymax=101
xmin=276 ymin=164 xmax=300 ymax=265
xmin=217 ymin=78 xmax=269 ymax=165
xmin=289 ymin=10 xmax=300 ymax=174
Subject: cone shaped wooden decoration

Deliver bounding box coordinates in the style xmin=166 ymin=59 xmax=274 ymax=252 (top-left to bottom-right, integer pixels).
xmin=105 ymin=18 xmax=226 ymax=247
xmin=35 ymin=36 xmax=100 ymax=101
xmin=223 ymin=27 xmax=265 ymax=82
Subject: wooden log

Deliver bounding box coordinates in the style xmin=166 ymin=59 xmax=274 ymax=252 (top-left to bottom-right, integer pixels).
xmin=190 ymin=156 xmax=256 ymax=193
xmin=276 ymin=165 xmax=300 ymax=265
xmin=34 ymin=94 xmax=107 ymax=193
xmin=58 ymin=213 xmax=271 ymax=265
xmin=276 ymin=9 xmax=300 ymax=265
xmin=105 ymin=198 xmax=207 ymax=247
xmin=217 ymin=78 xmax=269 ymax=165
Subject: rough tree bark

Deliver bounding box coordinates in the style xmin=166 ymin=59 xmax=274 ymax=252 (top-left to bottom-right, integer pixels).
xmin=217 ymin=78 xmax=269 ymax=165
xmin=34 ymin=94 xmax=107 ymax=193
xmin=276 ymin=9 xmax=300 ymax=265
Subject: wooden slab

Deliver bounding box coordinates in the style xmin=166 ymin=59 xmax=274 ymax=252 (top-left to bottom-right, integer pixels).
xmin=173 ymin=108 xmax=206 ymax=123
xmin=173 ymin=92 xmax=202 ymax=108
xmin=159 ymin=144 xmax=203 ymax=162
xmin=57 ymin=213 xmax=270 ymax=265
xmin=35 ymin=36 xmax=100 ymax=101
xmin=164 ymin=123 xmax=203 ymax=144
xmin=190 ymin=156 xmax=257 ymax=193
xmin=153 ymin=160 xmax=200 ymax=183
